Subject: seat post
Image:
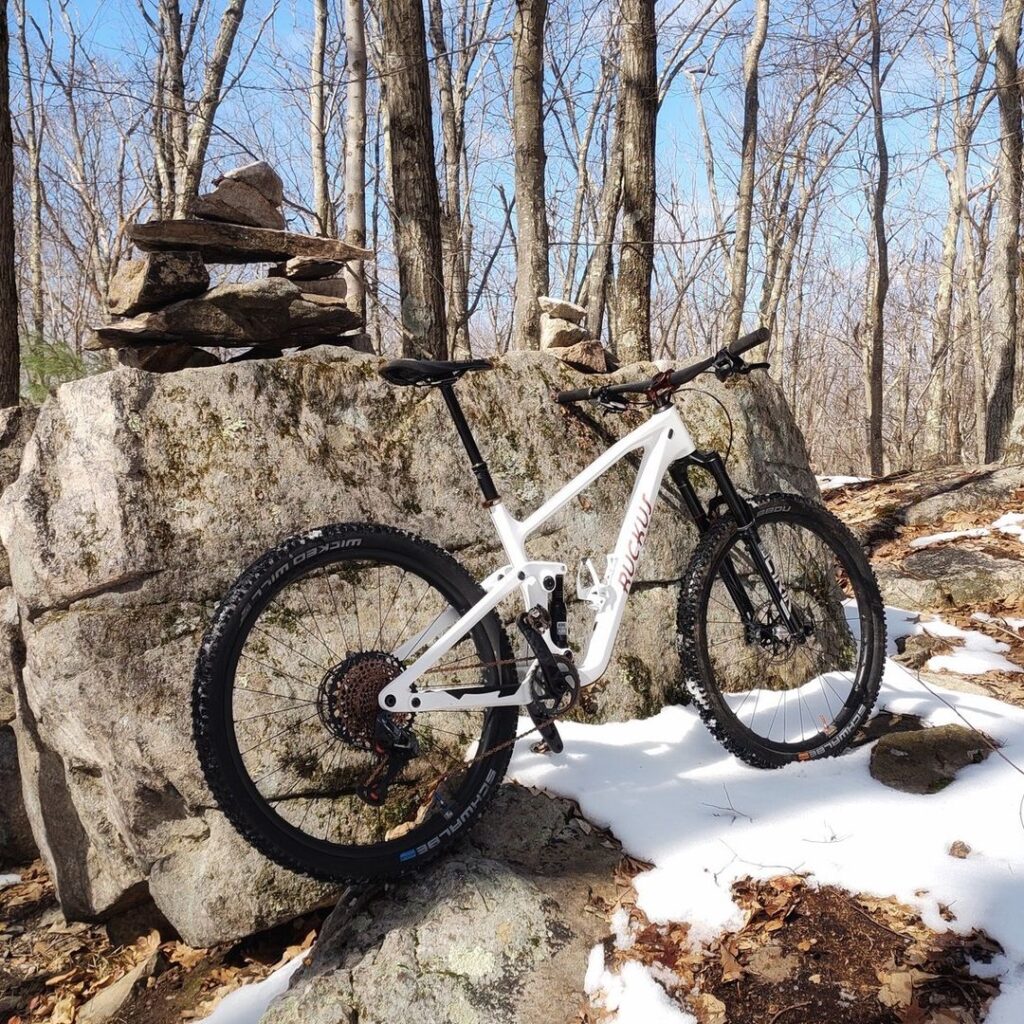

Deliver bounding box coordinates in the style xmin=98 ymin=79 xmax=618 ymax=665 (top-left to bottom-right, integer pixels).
xmin=438 ymin=383 xmax=500 ymax=505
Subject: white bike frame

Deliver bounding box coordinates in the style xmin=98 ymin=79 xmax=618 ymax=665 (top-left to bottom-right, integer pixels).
xmin=378 ymin=403 xmax=697 ymax=713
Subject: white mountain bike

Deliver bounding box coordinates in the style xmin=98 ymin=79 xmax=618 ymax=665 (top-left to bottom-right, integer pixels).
xmin=193 ymin=328 xmax=886 ymax=882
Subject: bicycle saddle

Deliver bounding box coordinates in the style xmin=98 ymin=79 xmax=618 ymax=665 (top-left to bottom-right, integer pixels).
xmin=380 ymin=358 xmax=493 ymax=387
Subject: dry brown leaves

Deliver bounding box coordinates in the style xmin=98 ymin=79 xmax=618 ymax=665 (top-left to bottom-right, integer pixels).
xmin=1 ymin=860 xmax=324 ymax=1024
xmin=584 ymin=872 xmax=1001 ymax=1024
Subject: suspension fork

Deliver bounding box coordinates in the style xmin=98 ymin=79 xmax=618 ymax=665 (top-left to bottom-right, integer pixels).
xmin=670 ymin=452 xmax=802 ymax=635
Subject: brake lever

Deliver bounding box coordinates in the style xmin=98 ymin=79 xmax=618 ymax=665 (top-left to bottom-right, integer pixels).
xmin=589 ymin=390 xmax=629 ymax=413
xmin=738 ymin=361 xmax=770 ymax=374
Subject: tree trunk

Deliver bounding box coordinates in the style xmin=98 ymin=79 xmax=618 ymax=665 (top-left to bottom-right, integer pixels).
xmin=428 ymin=0 xmax=471 ymax=358
xmin=0 ymin=0 xmax=21 ymax=406
xmin=173 ymin=0 xmax=247 ymax=216
xmin=922 ymin=197 xmax=960 ymax=463
xmin=864 ymin=0 xmax=888 ymax=476
xmin=13 ymin=0 xmax=44 ymax=338
xmin=985 ymin=0 xmax=1024 ymax=461
xmin=343 ymin=0 xmax=368 ymax=319
xmin=380 ymin=0 xmax=448 ymax=358
xmin=310 ymin=0 xmax=335 ymax=236
xmin=583 ymin=128 xmax=623 ymax=341
xmin=723 ymin=0 xmax=769 ymax=346
xmin=511 ymin=0 xmax=550 ymax=348
xmin=614 ymin=0 xmax=657 ymax=365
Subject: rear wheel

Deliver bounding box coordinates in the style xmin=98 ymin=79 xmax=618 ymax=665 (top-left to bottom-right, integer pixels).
xmin=678 ymin=493 xmax=885 ymax=768
xmin=193 ymin=523 xmax=517 ymax=882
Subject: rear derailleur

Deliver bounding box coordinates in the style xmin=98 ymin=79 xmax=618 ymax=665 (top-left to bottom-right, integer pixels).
xmin=357 ymin=714 xmax=419 ymax=807
xmin=518 ymin=605 xmax=580 ymax=755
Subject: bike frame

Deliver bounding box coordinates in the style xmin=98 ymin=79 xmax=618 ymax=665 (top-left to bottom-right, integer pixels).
xmin=378 ymin=403 xmax=698 ymax=713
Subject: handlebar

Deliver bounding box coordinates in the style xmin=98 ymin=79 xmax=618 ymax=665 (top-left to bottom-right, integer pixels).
xmin=555 ymin=327 xmax=770 ymax=407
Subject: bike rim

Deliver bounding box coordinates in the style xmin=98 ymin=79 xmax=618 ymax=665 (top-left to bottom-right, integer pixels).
xmin=221 ymin=546 xmax=508 ymax=857
xmin=699 ymin=512 xmax=871 ymax=753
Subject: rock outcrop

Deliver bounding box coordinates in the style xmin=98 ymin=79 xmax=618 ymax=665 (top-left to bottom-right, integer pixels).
xmin=0 ymin=348 xmax=815 ymax=943
xmin=261 ymin=786 xmax=620 ymax=1024
xmin=0 ymin=406 xmax=38 ymax=866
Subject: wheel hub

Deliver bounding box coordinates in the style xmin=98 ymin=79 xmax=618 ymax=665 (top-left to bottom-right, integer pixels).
xmin=317 ymin=651 xmax=407 ymax=750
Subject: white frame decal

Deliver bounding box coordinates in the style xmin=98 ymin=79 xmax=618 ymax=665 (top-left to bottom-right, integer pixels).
xmin=379 ymin=405 xmax=696 ymax=712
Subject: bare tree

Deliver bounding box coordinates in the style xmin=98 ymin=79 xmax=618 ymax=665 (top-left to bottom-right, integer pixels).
xmin=722 ymin=0 xmax=769 ymax=346
xmin=922 ymin=0 xmax=991 ymax=463
xmin=380 ymin=0 xmax=448 ymax=358
xmin=343 ymin=0 xmax=368 ymax=319
xmin=0 ymin=0 xmax=20 ymax=405
xmin=13 ymin=0 xmax=45 ymax=338
xmin=863 ymin=0 xmax=889 ymax=476
xmin=511 ymin=0 xmax=550 ymax=348
xmin=614 ymin=0 xmax=656 ymax=365
xmin=985 ymin=0 xmax=1024 ymax=461
xmin=310 ymin=0 xmax=336 ymax=236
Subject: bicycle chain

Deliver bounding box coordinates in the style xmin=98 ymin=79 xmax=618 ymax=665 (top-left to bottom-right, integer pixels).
xmin=361 ymin=655 xmax=582 ymax=798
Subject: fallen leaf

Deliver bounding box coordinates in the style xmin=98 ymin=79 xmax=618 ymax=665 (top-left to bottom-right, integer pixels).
xmin=877 ymin=968 xmax=936 ymax=1008
xmin=167 ymin=943 xmax=207 ymax=970
xmin=719 ymin=945 xmax=744 ymax=983
xmin=692 ymin=992 xmax=727 ymax=1024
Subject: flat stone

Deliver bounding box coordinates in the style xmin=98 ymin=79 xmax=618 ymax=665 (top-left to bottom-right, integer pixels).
xmin=271 ymin=258 xmax=348 ymax=281
xmin=116 ymin=344 xmax=221 ymax=373
xmin=880 ymin=547 xmax=1024 ymax=609
xmin=540 ymin=315 xmax=590 ymax=350
xmin=555 ymin=339 xmax=608 ymax=373
xmin=90 ymin=278 xmax=363 ymax=350
xmin=903 ymin=465 xmax=1024 ymax=524
xmin=106 ymin=252 xmax=209 ymax=316
xmin=193 ymin=178 xmax=285 ymax=231
xmin=217 ymin=160 xmax=284 ymax=206
xmin=869 ymin=725 xmax=993 ymax=794
xmin=128 ymin=221 xmax=372 ymax=266
xmin=297 ymin=276 xmax=347 ymax=300
xmin=539 ymin=295 xmax=587 ymax=324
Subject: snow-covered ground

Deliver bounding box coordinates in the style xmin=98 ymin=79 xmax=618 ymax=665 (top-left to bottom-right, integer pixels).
xmin=509 ymin=617 xmax=1024 ymax=1023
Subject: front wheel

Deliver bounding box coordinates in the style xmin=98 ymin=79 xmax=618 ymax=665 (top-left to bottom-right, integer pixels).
xmin=677 ymin=493 xmax=886 ymax=768
xmin=193 ymin=523 xmax=518 ymax=882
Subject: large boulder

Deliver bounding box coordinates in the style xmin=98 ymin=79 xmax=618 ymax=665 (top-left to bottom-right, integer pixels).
xmin=261 ymin=786 xmax=620 ymax=1024
xmin=0 ymin=405 xmax=38 ymax=866
xmin=0 ymin=348 xmax=815 ymax=943
xmin=1004 ymin=403 xmax=1024 ymax=465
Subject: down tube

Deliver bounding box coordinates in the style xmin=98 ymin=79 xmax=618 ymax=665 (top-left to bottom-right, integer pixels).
xmin=576 ymin=418 xmax=692 ymax=684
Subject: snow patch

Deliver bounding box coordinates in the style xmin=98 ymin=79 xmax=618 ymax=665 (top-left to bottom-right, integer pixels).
xmin=510 ymin=655 xmax=1024 ymax=1023
xmin=196 ymin=952 xmax=306 ymax=1024
xmin=0 ymin=873 xmax=21 ymax=889
xmin=909 ymin=527 xmax=990 ymax=549
xmin=817 ymin=475 xmax=869 ymax=491
xmin=584 ymin=950 xmax=697 ymax=1024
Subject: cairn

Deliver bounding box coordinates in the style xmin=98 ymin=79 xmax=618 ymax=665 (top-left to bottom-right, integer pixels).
xmin=537 ymin=296 xmax=612 ymax=373
xmin=94 ymin=161 xmax=371 ymax=372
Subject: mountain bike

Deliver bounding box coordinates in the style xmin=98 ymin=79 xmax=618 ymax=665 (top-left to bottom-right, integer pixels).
xmin=193 ymin=327 xmax=886 ymax=882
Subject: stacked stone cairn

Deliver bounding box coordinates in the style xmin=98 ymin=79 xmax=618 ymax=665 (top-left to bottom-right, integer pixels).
xmin=538 ymin=295 xmax=614 ymax=373
xmin=93 ymin=161 xmax=371 ymax=372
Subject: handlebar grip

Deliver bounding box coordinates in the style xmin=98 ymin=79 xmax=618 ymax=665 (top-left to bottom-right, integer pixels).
xmin=728 ymin=326 xmax=771 ymax=357
xmin=555 ymin=386 xmax=600 ymax=405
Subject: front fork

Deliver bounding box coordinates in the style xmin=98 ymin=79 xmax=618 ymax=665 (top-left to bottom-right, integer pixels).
xmin=669 ymin=452 xmax=803 ymax=637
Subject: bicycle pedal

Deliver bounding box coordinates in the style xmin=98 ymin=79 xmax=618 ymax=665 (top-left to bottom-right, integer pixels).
xmin=527 ymin=703 xmax=563 ymax=753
